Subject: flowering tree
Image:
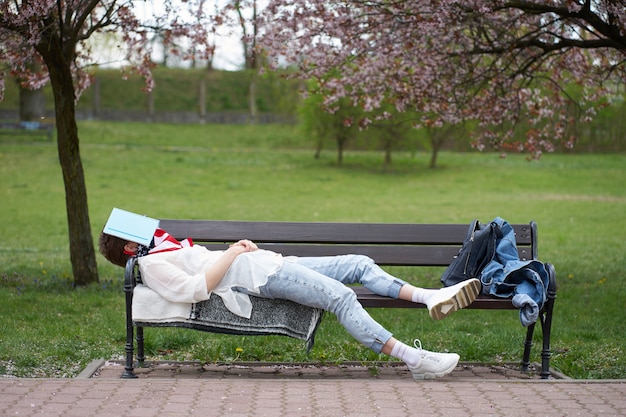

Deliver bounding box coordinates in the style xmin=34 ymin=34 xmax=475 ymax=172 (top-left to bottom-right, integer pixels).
xmin=0 ymin=0 xmax=213 ymax=285
xmin=261 ymin=0 xmax=626 ymax=160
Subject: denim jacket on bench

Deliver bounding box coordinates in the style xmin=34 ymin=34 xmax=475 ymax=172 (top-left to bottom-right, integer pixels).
xmin=480 ymin=217 xmax=550 ymax=327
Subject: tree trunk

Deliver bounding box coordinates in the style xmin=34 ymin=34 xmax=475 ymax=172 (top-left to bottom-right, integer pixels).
xmin=427 ymin=127 xmax=451 ymax=169
xmin=18 ymin=85 xmax=45 ymax=121
xmin=17 ymin=61 xmax=46 ymax=121
xmin=428 ymin=133 xmax=445 ymax=169
xmin=314 ymin=139 xmax=322 ymax=159
xmin=429 ymin=145 xmax=440 ymax=169
xmin=92 ymin=77 xmax=100 ymax=119
xmin=384 ymin=138 xmax=392 ymax=169
xmin=248 ymin=75 xmax=258 ymax=124
xmin=198 ymin=78 xmax=206 ymax=123
xmin=36 ymin=39 xmax=99 ymax=286
xmin=336 ymin=136 xmax=345 ymax=165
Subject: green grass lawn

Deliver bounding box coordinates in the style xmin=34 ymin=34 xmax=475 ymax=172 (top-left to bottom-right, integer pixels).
xmin=1 ymin=121 xmax=625 ymax=379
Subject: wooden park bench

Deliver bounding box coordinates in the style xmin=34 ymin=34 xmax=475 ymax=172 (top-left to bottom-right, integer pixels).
xmin=123 ymin=219 xmax=557 ymax=379
xmin=0 ymin=120 xmax=54 ymax=141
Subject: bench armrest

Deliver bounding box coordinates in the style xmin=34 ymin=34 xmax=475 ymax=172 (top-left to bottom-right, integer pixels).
xmin=124 ymin=257 xmax=138 ymax=290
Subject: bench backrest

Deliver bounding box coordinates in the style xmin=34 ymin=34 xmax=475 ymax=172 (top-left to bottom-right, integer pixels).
xmin=159 ymin=220 xmax=537 ymax=267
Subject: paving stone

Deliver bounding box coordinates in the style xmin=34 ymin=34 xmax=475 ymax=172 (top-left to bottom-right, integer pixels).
xmin=1 ymin=362 xmax=625 ymax=417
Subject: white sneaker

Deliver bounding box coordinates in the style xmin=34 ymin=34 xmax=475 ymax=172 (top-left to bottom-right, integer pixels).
xmin=407 ymin=340 xmax=460 ymax=380
xmin=426 ymin=278 xmax=481 ymax=320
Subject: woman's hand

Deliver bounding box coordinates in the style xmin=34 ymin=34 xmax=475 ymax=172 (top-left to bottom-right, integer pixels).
xmin=229 ymin=239 xmax=258 ymax=253
xmin=204 ymin=240 xmax=258 ymax=291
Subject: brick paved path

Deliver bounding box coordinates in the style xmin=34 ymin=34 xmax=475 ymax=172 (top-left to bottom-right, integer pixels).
xmin=1 ymin=360 xmax=625 ymax=416
xmin=1 ymin=377 xmax=625 ymax=416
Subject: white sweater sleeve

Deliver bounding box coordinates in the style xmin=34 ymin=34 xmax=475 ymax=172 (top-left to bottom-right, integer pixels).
xmin=138 ymin=253 xmax=210 ymax=304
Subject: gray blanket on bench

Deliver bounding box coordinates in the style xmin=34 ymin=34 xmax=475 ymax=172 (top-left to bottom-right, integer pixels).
xmin=132 ymin=284 xmax=323 ymax=350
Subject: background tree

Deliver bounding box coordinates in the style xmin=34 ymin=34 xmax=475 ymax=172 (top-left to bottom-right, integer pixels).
xmin=226 ymin=0 xmax=262 ymax=121
xmin=0 ymin=0 xmax=212 ymax=285
xmin=300 ymin=91 xmax=361 ymax=163
xmin=424 ymin=124 xmax=468 ymax=169
xmin=261 ymin=0 xmax=626 ymax=159
xmin=367 ymin=112 xmax=424 ymax=169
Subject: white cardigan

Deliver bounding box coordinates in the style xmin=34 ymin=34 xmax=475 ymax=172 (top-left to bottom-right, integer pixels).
xmin=138 ymin=245 xmax=283 ymax=318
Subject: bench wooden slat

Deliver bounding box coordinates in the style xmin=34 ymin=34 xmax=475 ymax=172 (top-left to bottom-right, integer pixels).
xmin=258 ymin=243 xmax=535 ymax=264
xmin=198 ymin=242 xmax=534 ymax=266
xmin=351 ymin=287 xmax=518 ymax=309
xmin=160 ymin=219 xmax=534 ymax=245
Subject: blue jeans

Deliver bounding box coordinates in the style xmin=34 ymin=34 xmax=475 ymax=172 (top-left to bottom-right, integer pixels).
xmin=257 ymin=255 xmax=407 ymax=353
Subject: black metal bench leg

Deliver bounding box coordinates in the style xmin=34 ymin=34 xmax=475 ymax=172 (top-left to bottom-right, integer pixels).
xmin=539 ymin=263 xmax=557 ymax=379
xmin=521 ymin=322 xmax=535 ymax=372
xmin=539 ymin=297 xmax=555 ymax=379
xmin=122 ymin=297 xmax=138 ymax=379
xmin=136 ymin=327 xmax=145 ymax=367
xmin=122 ymin=258 xmax=138 ymax=379
xmin=122 ymin=329 xmax=137 ymax=378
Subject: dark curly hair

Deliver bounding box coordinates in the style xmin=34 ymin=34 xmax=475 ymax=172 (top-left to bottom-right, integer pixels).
xmin=98 ymin=231 xmax=131 ymax=268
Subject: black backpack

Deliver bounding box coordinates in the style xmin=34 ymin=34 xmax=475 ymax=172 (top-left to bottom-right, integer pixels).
xmin=440 ymin=220 xmax=503 ymax=290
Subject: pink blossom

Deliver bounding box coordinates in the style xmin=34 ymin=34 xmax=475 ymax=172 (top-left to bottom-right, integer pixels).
xmin=259 ymin=0 xmax=626 ymax=157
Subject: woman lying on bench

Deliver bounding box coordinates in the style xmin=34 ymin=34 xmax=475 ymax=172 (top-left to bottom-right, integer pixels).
xmin=99 ymin=227 xmax=481 ymax=380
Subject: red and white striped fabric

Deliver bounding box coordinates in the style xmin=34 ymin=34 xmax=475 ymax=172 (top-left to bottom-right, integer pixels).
xmin=148 ymin=228 xmax=193 ymax=254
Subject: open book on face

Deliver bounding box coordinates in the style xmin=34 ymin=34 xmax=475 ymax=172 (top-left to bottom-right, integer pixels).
xmin=103 ymin=208 xmax=159 ymax=246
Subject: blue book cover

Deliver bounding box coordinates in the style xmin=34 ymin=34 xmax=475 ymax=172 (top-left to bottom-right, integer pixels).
xmin=103 ymin=208 xmax=159 ymax=246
